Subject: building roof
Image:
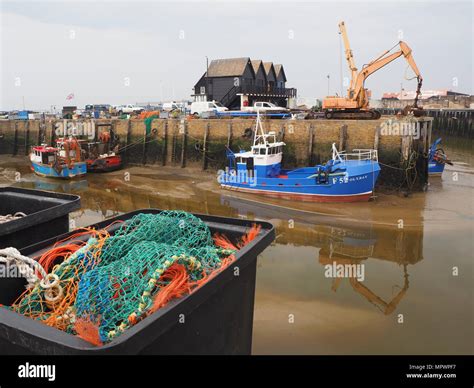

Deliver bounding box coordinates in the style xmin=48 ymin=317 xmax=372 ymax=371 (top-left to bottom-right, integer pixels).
xmin=274 ymin=64 xmax=287 ymax=82
xmin=251 ymin=60 xmax=264 ymax=74
xmin=262 ymin=62 xmax=274 ymax=75
xmin=207 ymin=57 xmax=253 ymax=77
xmin=382 ymin=89 xmax=470 ymax=100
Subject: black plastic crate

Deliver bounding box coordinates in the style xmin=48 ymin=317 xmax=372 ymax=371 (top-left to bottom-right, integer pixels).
xmin=0 ymin=187 xmax=81 ymax=250
xmin=0 ymin=188 xmax=81 ymax=306
xmin=0 ymin=209 xmax=274 ymax=355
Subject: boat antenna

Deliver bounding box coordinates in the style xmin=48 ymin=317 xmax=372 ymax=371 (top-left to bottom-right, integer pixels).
xmin=254 ymin=110 xmax=266 ymax=146
xmin=332 ymin=143 xmax=342 ymax=162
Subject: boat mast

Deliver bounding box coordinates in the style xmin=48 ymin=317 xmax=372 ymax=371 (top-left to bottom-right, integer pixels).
xmin=253 ymin=111 xmax=268 ymax=147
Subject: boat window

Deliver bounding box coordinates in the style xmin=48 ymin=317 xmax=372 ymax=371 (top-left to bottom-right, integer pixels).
xmin=260 ymin=148 xmax=266 ymax=155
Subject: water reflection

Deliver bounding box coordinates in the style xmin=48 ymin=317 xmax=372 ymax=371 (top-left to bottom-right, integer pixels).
xmin=317 ymin=226 xmax=411 ymax=315
xmin=0 ymin=139 xmax=471 ymax=354
xmin=222 ymin=193 xmax=424 ymax=316
xmin=32 ymin=178 xmax=89 ymax=193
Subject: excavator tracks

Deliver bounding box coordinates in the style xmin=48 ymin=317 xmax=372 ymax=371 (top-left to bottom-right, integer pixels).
xmin=324 ymin=110 xmax=381 ymax=120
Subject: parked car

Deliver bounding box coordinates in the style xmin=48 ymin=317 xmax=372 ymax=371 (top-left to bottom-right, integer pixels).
xmin=190 ymin=101 xmax=228 ymax=116
xmin=242 ymin=101 xmax=288 ymax=113
xmin=116 ymin=104 xmax=145 ymax=115
xmin=162 ymin=102 xmax=181 ymax=112
xmin=84 ymin=104 xmax=112 ymax=118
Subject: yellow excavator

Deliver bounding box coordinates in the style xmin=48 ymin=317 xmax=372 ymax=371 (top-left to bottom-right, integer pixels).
xmin=323 ymin=21 xmax=424 ymax=119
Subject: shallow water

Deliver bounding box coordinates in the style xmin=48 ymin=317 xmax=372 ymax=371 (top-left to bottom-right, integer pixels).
xmin=0 ymin=136 xmax=472 ymax=355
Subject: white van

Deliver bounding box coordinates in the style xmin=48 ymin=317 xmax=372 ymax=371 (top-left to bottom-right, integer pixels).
xmin=190 ymin=101 xmax=228 ymax=116
xmin=162 ymin=102 xmax=181 ymax=112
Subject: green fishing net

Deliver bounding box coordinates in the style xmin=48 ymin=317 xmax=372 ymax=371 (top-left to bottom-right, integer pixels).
xmin=13 ymin=211 xmax=235 ymax=344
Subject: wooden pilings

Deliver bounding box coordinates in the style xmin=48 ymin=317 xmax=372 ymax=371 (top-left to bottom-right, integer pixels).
xmin=202 ymin=123 xmax=209 ymax=170
xmin=162 ymin=121 xmax=168 ymax=166
xmin=339 ymin=124 xmax=347 ymax=151
xmin=24 ymin=120 xmax=30 ymax=156
xmin=0 ymin=117 xmax=438 ymax=192
xmin=125 ymin=120 xmax=132 ymax=165
xmin=180 ymin=119 xmax=187 ymax=168
xmin=226 ymin=122 xmax=233 ymax=148
xmin=374 ymin=125 xmax=380 ymax=151
xmin=307 ymin=124 xmax=314 ymax=165
xmin=13 ymin=121 xmax=18 ymax=156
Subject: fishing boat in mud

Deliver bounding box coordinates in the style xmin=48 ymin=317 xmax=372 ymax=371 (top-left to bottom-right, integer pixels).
xmin=220 ymin=114 xmax=381 ymax=202
xmin=428 ymin=138 xmax=452 ymax=176
xmin=84 ymin=127 xmax=122 ymax=173
xmin=86 ymin=153 xmax=122 ymax=172
xmin=30 ymin=138 xmax=87 ymax=179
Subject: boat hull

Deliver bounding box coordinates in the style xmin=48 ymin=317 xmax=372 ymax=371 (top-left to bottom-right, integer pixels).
xmin=221 ymin=184 xmax=373 ymax=202
xmin=428 ymin=161 xmax=445 ymax=176
xmin=220 ymin=164 xmax=380 ymax=203
xmin=31 ymin=161 xmax=87 ymax=179
xmin=86 ymin=155 xmax=122 ymax=173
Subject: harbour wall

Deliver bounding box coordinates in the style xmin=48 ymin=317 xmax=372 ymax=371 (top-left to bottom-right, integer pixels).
xmin=379 ymin=108 xmax=473 ymax=138
xmin=0 ymin=116 xmax=433 ymax=191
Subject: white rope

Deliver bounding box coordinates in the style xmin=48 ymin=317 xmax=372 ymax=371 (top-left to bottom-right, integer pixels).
xmin=0 ymin=247 xmax=47 ymax=288
xmin=0 ymin=212 xmax=26 ymax=224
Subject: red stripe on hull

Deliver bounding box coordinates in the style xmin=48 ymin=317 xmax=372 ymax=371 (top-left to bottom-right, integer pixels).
xmin=221 ymin=186 xmax=372 ymax=203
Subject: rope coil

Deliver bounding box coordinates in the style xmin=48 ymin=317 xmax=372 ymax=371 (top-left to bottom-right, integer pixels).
xmin=0 ymin=247 xmax=47 ymax=288
xmin=0 ymin=212 xmax=26 ymax=224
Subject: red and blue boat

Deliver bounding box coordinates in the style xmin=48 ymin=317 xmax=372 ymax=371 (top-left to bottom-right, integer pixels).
xmin=428 ymin=138 xmax=452 ymax=176
xmin=220 ymin=114 xmax=380 ymax=202
xmin=30 ymin=138 xmax=87 ymax=179
xmin=85 ymin=128 xmax=123 ymax=173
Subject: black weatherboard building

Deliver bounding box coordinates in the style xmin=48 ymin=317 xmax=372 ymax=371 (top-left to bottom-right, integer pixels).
xmin=192 ymin=57 xmax=297 ymax=109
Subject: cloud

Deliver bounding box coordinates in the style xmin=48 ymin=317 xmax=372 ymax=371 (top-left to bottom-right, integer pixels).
xmin=1 ymin=1 xmax=472 ymax=110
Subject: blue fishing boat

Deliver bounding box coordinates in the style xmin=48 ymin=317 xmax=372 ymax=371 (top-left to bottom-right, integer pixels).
xmin=30 ymin=138 xmax=87 ymax=179
xmin=428 ymin=138 xmax=452 ymax=176
xmin=220 ymin=114 xmax=380 ymax=202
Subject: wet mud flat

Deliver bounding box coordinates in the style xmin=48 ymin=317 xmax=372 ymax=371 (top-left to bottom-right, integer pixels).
xmin=0 ymin=139 xmax=472 ymax=354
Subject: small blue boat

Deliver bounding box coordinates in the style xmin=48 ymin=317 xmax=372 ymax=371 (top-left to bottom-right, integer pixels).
xmin=428 ymin=138 xmax=452 ymax=176
xmin=220 ymin=114 xmax=380 ymax=202
xmin=30 ymin=139 xmax=87 ymax=179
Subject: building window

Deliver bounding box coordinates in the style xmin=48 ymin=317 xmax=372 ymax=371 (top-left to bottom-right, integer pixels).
xmin=200 ymin=86 xmax=205 ymax=94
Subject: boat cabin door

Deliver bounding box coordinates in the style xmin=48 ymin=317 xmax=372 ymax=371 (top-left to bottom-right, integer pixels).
xmin=246 ymin=157 xmax=254 ymax=178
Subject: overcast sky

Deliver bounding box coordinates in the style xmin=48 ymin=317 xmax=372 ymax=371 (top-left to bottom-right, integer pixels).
xmin=1 ymin=0 xmax=472 ymax=110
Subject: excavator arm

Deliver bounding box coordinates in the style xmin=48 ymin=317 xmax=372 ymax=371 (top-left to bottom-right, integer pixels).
xmin=324 ymin=21 xmax=424 ymax=119
xmin=339 ymin=21 xmax=358 ymax=91
xmin=352 ymin=41 xmax=423 ymax=108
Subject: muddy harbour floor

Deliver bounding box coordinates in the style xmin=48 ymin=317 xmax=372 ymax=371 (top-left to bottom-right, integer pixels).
xmin=0 ymin=136 xmax=472 ymax=355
